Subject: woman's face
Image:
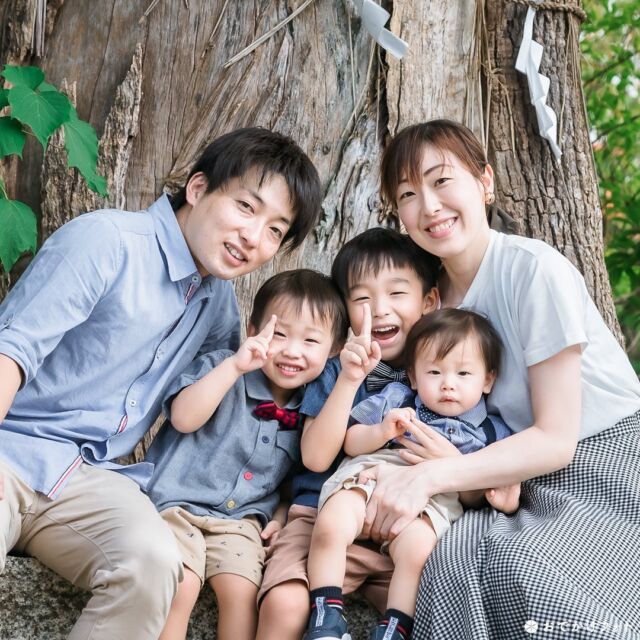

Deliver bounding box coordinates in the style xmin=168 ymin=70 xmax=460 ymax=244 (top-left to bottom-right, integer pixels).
xmin=395 ymin=145 xmax=493 ymax=265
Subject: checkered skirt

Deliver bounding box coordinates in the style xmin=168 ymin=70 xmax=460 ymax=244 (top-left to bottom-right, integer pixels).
xmin=413 ymin=411 xmax=640 ymax=639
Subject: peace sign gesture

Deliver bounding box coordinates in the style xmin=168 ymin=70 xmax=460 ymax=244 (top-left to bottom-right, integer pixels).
xmin=232 ymin=314 xmax=277 ymax=374
xmin=340 ymin=303 xmax=382 ymax=383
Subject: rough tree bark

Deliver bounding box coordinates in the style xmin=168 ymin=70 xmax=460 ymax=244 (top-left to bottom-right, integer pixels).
xmin=482 ymin=0 xmax=621 ymax=339
xmin=0 ymin=0 xmax=620 ymax=456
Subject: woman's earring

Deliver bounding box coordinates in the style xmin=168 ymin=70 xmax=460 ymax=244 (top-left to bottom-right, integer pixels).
xmin=485 ymin=191 xmax=496 ymax=205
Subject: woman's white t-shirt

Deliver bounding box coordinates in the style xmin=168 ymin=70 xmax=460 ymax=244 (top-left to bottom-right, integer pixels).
xmin=460 ymin=230 xmax=640 ymax=440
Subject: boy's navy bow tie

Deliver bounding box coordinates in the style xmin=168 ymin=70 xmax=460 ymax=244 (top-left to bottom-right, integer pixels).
xmin=253 ymin=401 xmax=300 ymax=429
xmin=365 ymin=362 xmax=409 ymax=392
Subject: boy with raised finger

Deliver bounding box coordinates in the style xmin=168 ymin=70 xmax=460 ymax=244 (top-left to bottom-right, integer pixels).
xmin=255 ymin=228 xmax=439 ymax=640
xmin=145 ymin=269 xmax=348 ymax=640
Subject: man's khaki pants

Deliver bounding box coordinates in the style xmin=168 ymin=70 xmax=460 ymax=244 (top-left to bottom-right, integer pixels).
xmin=0 ymin=460 xmax=182 ymax=640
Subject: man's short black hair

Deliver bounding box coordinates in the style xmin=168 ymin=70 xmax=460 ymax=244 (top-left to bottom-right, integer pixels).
xmin=171 ymin=127 xmax=322 ymax=252
xmin=249 ymin=269 xmax=348 ymax=351
xmin=330 ymin=227 xmax=440 ymax=297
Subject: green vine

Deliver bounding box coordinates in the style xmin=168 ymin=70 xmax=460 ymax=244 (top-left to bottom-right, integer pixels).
xmin=0 ymin=65 xmax=107 ymax=273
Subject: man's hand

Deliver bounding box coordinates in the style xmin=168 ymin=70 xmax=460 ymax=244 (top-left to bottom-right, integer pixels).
xmin=231 ymin=315 xmax=277 ymax=374
xmin=340 ymin=303 xmax=382 ymax=383
xmin=379 ymin=407 xmax=414 ymax=442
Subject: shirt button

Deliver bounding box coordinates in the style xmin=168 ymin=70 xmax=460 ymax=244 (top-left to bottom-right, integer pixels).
xmin=447 ymin=427 xmax=454 ymax=435
xmin=244 ymin=472 xmax=253 ymax=481
xmin=227 ymin=500 xmax=236 ymax=509
xmin=192 ymin=275 xmax=199 ymax=282
xmin=129 ymin=400 xmax=137 ymax=407
xmin=261 ymin=436 xmax=269 ymax=444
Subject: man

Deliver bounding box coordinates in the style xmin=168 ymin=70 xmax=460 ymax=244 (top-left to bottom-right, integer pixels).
xmin=0 ymin=127 xmax=321 ymax=639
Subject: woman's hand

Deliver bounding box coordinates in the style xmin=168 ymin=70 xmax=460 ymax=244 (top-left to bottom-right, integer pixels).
xmin=396 ymin=415 xmax=462 ymax=464
xmin=358 ymin=462 xmax=436 ymax=542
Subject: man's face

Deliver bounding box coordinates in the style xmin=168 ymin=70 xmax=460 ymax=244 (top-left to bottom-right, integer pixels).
xmin=178 ymin=169 xmax=294 ymax=279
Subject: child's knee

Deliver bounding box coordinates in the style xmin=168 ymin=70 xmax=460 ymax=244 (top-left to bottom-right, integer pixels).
xmin=260 ymin=582 xmax=309 ymax=620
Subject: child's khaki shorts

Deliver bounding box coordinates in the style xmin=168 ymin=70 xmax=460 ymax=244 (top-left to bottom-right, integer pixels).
xmin=257 ymin=504 xmax=394 ymax=605
xmin=161 ymin=506 xmax=265 ymax=587
xmin=319 ymin=448 xmax=464 ymax=540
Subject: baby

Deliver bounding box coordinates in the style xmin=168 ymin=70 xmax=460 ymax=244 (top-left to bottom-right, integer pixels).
xmin=304 ymin=308 xmax=519 ymax=640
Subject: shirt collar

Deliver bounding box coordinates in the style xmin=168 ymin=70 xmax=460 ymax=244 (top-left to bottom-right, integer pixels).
xmin=414 ymin=395 xmax=488 ymax=427
xmin=244 ymin=369 xmax=304 ymax=409
xmin=149 ymin=194 xmax=199 ymax=282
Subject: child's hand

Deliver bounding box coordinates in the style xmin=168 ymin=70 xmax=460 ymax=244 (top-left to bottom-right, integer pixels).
xmin=260 ymin=519 xmax=283 ymax=554
xmin=485 ymin=483 xmax=521 ymax=514
xmin=232 ymin=315 xmax=277 ymax=374
xmin=380 ymin=407 xmax=414 ymax=441
xmin=340 ymin=303 xmax=382 ymax=383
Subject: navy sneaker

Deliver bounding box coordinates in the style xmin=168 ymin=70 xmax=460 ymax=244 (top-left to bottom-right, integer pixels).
xmin=368 ymin=619 xmax=408 ymax=640
xmin=303 ymin=597 xmax=351 ymax=640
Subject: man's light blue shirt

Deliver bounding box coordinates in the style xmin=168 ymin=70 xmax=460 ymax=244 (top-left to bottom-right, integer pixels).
xmin=0 ymin=196 xmax=240 ymax=499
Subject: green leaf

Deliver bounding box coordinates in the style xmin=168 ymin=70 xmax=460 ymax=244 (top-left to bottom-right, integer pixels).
xmin=86 ymin=171 xmax=108 ymax=197
xmin=63 ymin=117 xmax=99 ymax=178
xmin=1 ymin=65 xmax=44 ymax=90
xmin=0 ymin=89 xmax=8 ymax=109
xmin=37 ymin=81 xmax=58 ymax=93
xmin=0 ymin=198 xmax=37 ymax=272
xmin=7 ymin=85 xmax=71 ymax=147
xmin=0 ymin=117 xmax=26 ymax=158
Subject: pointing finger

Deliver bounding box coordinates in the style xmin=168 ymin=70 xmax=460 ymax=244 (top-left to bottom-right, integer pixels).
xmin=360 ymin=303 xmax=372 ymax=342
xmin=259 ymin=314 xmax=277 ymax=341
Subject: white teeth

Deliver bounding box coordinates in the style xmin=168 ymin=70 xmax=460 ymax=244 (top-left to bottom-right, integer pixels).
xmin=428 ymin=219 xmax=455 ymax=233
xmin=373 ymin=326 xmax=397 ymax=334
xmin=278 ymin=364 xmax=301 ymax=372
xmin=225 ymin=244 xmax=244 ymax=260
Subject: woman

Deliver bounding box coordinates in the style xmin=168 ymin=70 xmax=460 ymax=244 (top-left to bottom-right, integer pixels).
xmin=360 ymin=120 xmax=640 ymax=637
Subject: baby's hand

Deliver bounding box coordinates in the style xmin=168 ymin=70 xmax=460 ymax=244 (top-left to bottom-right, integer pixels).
xmin=261 ymin=518 xmax=283 ymax=554
xmin=340 ymin=303 xmax=382 ymax=383
xmin=380 ymin=407 xmax=414 ymax=441
xmin=232 ymin=315 xmax=276 ymax=374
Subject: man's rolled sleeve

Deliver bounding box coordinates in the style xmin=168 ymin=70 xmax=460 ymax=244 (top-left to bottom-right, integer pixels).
xmin=0 ymin=214 xmax=121 ymax=386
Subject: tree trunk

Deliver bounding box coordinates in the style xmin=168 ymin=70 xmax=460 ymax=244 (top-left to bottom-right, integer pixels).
xmin=0 ymin=0 xmax=621 ymax=458
xmin=482 ymin=0 xmax=622 ymax=341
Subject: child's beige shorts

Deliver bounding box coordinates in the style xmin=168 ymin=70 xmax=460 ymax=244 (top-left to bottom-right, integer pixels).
xmin=257 ymin=504 xmax=394 ymax=605
xmin=161 ymin=506 xmax=265 ymax=587
xmin=318 ymin=449 xmax=464 ymax=540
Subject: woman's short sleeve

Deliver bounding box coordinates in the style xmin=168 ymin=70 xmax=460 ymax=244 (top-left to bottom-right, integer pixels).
xmin=514 ymin=246 xmax=589 ymax=367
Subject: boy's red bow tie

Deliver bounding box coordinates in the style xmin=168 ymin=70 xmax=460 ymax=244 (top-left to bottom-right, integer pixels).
xmin=253 ymin=401 xmax=300 ymax=429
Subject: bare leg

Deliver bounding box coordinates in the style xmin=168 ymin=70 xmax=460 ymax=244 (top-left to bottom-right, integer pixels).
xmin=386 ymin=518 xmax=437 ymax=615
xmin=158 ymin=567 xmax=201 ymax=640
xmin=307 ymin=490 xmax=367 ymax=591
xmin=209 ymin=573 xmax=259 ymax=640
xmin=256 ymin=579 xmax=310 ymax=640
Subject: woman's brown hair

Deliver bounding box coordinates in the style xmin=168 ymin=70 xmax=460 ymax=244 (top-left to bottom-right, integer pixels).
xmin=380 ymin=119 xmax=488 ymax=206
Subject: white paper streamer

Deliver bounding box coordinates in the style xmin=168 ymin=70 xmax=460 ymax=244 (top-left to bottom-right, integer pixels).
xmin=515 ymin=4 xmax=562 ymax=159
xmin=355 ymin=0 xmax=408 ymax=59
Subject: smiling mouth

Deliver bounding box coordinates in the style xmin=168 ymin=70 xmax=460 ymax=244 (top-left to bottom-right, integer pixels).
xmin=372 ymin=325 xmax=399 ymax=341
xmin=224 ymin=243 xmax=247 ymax=262
xmin=276 ymin=363 xmax=303 ymax=375
xmin=427 ymin=218 xmax=456 ymax=233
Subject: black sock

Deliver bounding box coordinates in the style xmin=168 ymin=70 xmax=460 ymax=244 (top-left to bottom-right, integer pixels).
xmin=309 ymin=586 xmax=344 ymax=607
xmin=379 ymin=608 xmax=414 ymax=639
